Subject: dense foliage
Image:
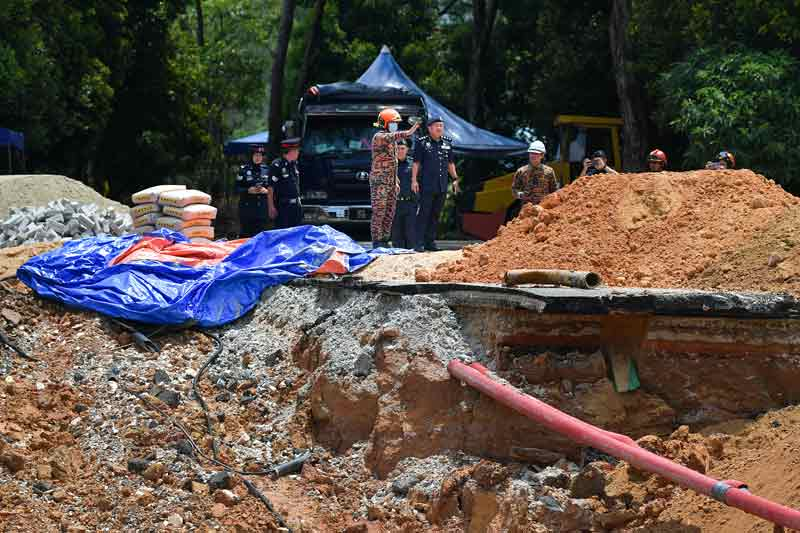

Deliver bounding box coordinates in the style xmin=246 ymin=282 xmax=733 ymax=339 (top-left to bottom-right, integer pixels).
xmin=2 ymin=0 xmax=799 ymax=196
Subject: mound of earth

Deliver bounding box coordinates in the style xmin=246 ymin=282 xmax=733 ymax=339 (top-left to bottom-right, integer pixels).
xmin=430 ymin=169 xmax=800 ymax=294
xmin=0 ymin=175 xmax=128 ymax=219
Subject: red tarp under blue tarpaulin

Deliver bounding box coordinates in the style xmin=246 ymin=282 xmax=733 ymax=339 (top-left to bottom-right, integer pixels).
xmin=17 ymin=225 xmax=386 ymax=327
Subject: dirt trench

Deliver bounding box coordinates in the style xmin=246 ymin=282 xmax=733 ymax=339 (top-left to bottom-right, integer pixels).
xmin=278 ymin=284 xmax=800 ymax=480
xmin=3 ymin=278 xmax=800 ymax=532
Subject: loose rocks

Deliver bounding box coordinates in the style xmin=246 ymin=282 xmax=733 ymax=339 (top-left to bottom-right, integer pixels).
xmin=0 ymin=199 xmax=132 ymax=248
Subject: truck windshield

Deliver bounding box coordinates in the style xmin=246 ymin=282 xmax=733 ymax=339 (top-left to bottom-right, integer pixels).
xmin=303 ymin=117 xmax=376 ymax=155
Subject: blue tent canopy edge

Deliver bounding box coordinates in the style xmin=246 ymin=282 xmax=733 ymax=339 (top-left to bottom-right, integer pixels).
xmin=225 ymin=46 xmax=526 ymax=158
xmin=0 ymin=128 xmax=24 ymax=152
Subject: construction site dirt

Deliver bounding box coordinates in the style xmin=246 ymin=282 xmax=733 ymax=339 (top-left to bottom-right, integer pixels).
xmin=428 ymin=169 xmax=800 ymax=296
xmin=2 ymin=168 xmax=800 ymax=532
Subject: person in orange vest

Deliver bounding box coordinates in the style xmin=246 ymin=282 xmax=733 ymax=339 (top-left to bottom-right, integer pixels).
xmin=368 ymin=108 xmax=419 ymax=248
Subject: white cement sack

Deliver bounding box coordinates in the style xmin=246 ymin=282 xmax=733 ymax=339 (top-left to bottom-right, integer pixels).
xmin=130 ymin=203 xmax=160 ymax=218
xmin=162 ymin=204 xmax=217 ymax=221
xmin=182 ymin=226 xmax=214 ymax=239
xmin=133 ymin=213 xmax=161 ymax=227
xmin=155 ymin=216 xmax=212 ymax=231
xmin=131 ymin=185 xmax=186 ymax=205
xmin=158 ymin=189 xmax=211 ymax=207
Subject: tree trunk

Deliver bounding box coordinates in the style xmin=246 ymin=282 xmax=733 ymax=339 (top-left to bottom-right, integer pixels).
xmin=195 ymin=0 xmax=205 ymax=46
xmin=466 ymin=0 xmax=499 ymax=126
xmin=609 ymin=0 xmax=648 ymax=171
xmin=294 ymin=0 xmax=327 ymax=106
xmin=268 ymin=0 xmax=297 ymax=157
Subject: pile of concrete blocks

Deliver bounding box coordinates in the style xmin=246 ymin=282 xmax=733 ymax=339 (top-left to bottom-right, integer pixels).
xmin=0 ymin=199 xmax=132 ymax=248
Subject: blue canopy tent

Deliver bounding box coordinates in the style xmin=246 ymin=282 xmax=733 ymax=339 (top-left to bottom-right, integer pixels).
xmin=224 ymin=130 xmax=268 ymax=156
xmin=0 ymin=128 xmax=25 ymax=173
xmin=357 ymin=46 xmax=526 ymax=157
xmin=225 ymin=45 xmax=526 ymax=158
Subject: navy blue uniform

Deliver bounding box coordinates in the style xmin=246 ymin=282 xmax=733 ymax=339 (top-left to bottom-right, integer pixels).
xmin=413 ymin=134 xmax=454 ymax=250
xmin=236 ymin=162 xmax=270 ymax=237
xmin=391 ymin=158 xmax=417 ymax=249
xmin=268 ymin=157 xmax=302 ymax=229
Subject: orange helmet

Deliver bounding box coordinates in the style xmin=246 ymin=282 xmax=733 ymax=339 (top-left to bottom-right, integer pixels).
xmin=374 ymin=108 xmax=402 ymax=129
xmin=648 ymin=149 xmax=667 ymax=164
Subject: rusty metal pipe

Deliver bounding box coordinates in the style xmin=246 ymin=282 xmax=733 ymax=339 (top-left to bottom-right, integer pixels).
xmin=503 ymin=269 xmax=602 ymax=289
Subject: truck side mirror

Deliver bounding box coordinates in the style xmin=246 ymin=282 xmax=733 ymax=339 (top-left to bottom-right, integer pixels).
xmin=283 ymin=120 xmax=296 ymax=137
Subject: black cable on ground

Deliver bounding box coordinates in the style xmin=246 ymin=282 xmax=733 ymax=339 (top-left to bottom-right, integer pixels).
xmin=0 ymin=328 xmax=39 ymax=362
xmin=121 ymin=328 xmax=293 ymax=531
xmin=193 ymin=330 xmax=223 ymax=461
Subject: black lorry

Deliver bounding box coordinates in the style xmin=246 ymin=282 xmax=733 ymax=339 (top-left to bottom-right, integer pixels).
xmin=295 ymin=82 xmax=426 ymax=226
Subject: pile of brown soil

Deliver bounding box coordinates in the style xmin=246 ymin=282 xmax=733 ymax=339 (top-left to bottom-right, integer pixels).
xmin=430 ymin=169 xmax=800 ymax=294
xmin=605 ymin=406 xmax=800 ymax=532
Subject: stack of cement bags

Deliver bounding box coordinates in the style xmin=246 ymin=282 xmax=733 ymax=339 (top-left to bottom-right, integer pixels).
xmin=0 ymin=200 xmax=132 ymax=249
xmin=131 ymin=185 xmax=217 ymax=243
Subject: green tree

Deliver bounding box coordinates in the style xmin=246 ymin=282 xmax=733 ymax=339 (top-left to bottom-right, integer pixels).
xmin=657 ymin=46 xmax=800 ymax=189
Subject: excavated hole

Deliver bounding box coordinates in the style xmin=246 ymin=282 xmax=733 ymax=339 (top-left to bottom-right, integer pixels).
xmin=267 ymin=285 xmax=800 ymax=479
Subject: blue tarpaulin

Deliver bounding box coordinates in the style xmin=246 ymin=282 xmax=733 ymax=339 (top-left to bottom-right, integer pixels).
xmin=17 ymin=226 xmax=382 ymax=327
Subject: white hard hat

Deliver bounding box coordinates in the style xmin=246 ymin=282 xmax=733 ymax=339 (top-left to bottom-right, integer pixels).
xmin=527 ymin=140 xmax=546 ymax=154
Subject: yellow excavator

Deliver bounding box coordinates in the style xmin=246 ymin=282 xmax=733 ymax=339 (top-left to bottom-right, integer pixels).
xmin=462 ymin=115 xmax=623 ymax=240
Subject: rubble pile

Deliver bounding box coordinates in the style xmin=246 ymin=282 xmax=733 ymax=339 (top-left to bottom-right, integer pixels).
xmin=0 ymin=174 xmax=128 ymax=220
xmin=430 ymin=169 xmax=800 ymax=295
xmin=0 ymin=199 xmax=132 ymax=248
xmin=2 ymin=269 xmax=800 ymax=531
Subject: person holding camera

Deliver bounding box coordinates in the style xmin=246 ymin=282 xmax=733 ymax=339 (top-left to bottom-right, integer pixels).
xmin=236 ymin=144 xmax=273 ymax=237
xmin=705 ymin=151 xmax=736 ymax=170
xmin=368 ymin=108 xmax=420 ymax=248
xmin=511 ymin=140 xmax=559 ymax=208
xmin=581 ymin=150 xmax=618 ymax=176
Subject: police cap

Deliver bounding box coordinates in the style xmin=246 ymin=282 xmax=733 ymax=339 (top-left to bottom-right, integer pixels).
xmin=280 ymin=137 xmax=301 ymax=150
xmin=251 ymin=144 xmax=265 ymax=154
xmin=426 ymin=116 xmax=444 ymax=127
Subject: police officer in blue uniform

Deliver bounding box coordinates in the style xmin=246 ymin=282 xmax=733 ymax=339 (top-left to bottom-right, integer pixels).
xmin=267 ymin=137 xmax=303 ymax=229
xmin=390 ymin=139 xmax=416 ymax=249
xmin=411 ymin=117 xmax=460 ymax=252
xmin=236 ymin=144 xmax=272 ymax=237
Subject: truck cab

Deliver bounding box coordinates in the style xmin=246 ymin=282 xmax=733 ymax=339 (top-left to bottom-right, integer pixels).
xmin=296 ymin=82 xmax=426 ymax=226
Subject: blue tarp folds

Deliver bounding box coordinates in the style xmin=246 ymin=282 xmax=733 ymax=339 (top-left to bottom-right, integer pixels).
xmin=357 ymin=46 xmax=526 ymax=157
xmin=17 ymin=226 xmax=383 ymax=327
xmin=225 ymin=46 xmax=526 ymax=158
xmin=0 ymin=128 xmax=24 ymax=151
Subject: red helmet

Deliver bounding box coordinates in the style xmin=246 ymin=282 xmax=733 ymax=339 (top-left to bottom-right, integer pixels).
xmin=374 ymin=108 xmax=402 ymax=129
xmin=648 ymin=149 xmax=667 ymax=164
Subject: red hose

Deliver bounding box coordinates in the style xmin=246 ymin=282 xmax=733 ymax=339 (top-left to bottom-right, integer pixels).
xmin=448 ymin=359 xmax=800 ymax=529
